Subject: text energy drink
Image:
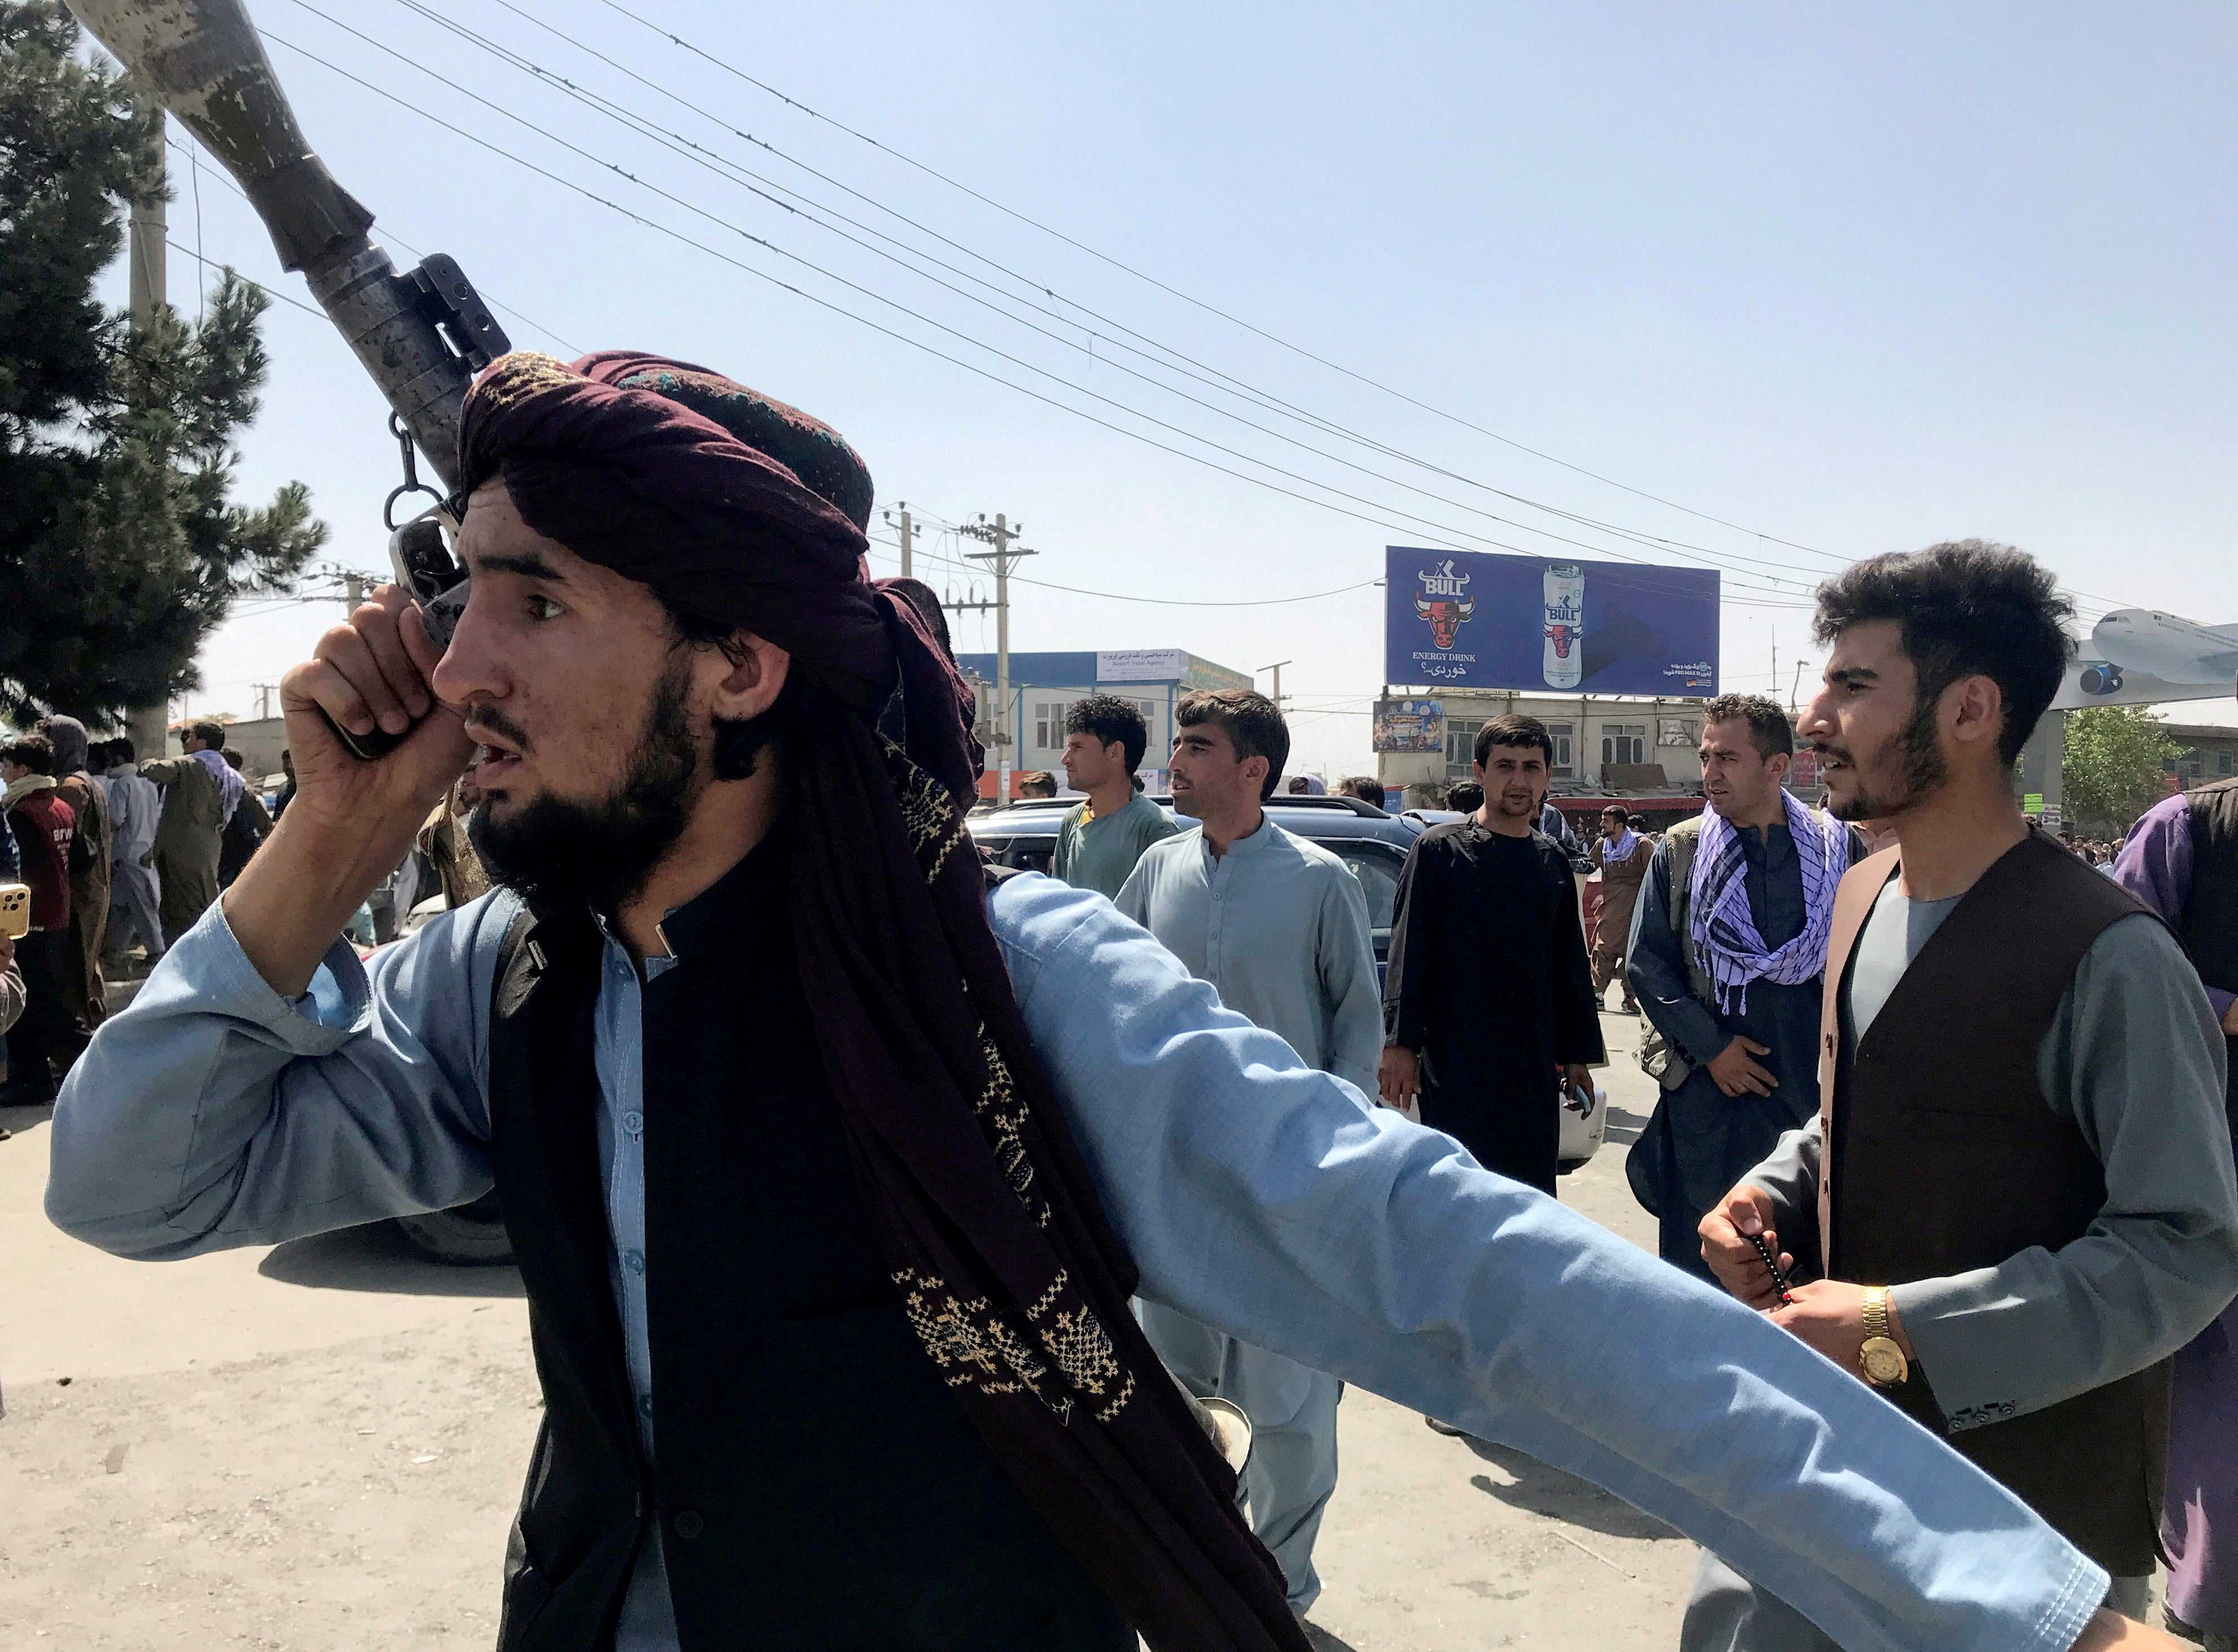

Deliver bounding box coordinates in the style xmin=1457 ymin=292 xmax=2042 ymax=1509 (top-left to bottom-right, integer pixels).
xmin=1543 ymin=563 xmax=1585 ymax=688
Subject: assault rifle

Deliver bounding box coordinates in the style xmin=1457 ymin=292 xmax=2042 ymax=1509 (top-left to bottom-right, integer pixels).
xmin=69 ymin=0 xmax=498 ymax=754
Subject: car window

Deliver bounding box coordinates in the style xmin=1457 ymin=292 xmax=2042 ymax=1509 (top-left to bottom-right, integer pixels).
xmin=1004 ymin=841 xmax=1055 ymax=874
xmin=1319 ymin=840 xmax=1405 ymax=932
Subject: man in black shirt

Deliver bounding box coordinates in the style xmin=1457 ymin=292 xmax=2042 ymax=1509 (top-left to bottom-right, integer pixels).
xmin=1378 ymin=715 xmax=1603 ymax=1192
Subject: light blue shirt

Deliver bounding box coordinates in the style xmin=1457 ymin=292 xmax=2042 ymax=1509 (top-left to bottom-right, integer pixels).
xmin=100 ymin=764 xmax=162 ymax=862
xmin=588 ymin=928 xmax=682 ymax=1647
xmin=1115 ymin=816 xmax=1383 ymax=1096
xmin=47 ymin=878 xmax=2115 ymax=1652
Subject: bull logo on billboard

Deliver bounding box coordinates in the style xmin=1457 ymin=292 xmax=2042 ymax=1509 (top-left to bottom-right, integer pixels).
xmin=1414 ymin=559 xmax=1475 ymax=650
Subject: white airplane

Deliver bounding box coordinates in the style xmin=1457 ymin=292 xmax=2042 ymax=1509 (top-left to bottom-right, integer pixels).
xmin=2075 ymin=608 xmax=2238 ymax=696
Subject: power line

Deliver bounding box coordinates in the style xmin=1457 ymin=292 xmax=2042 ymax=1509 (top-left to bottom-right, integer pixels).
xmin=369 ymin=0 xmax=1838 ymax=594
xmin=865 ymin=530 xmax=1376 ymax=607
xmin=569 ymin=5 xmax=2162 ymax=621
xmin=240 ymin=28 xmax=1607 ymax=574
xmin=157 ymin=16 xmax=2138 ymax=627
xmin=586 ymin=0 xmax=1850 ymax=560
xmin=259 ymin=18 xmax=1827 ymax=609
xmin=161 ymin=133 xmax=582 ymax=355
xmin=165 ymin=240 xmax=325 ymax=318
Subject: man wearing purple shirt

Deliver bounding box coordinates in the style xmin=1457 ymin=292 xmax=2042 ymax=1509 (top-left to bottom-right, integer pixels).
xmin=2112 ymin=783 xmax=2238 ymax=1651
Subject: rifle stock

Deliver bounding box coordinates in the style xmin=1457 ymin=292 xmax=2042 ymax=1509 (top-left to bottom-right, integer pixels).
xmin=68 ymin=0 xmax=507 ymax=489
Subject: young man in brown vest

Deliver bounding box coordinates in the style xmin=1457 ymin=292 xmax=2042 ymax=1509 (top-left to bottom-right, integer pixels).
xmin=1696 ymin=541 xmax=2238 ymax=1650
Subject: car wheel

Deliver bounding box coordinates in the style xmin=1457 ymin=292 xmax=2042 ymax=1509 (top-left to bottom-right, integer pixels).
xmin=1556 ymin=1158 xmax=1587 ymax=1176
xmin=395 ymin=1192 xmax=515 ymax=1265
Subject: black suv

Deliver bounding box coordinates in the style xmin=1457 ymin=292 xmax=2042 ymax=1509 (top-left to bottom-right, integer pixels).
xmin=966 ymin=794 xmax=1423 ymax=976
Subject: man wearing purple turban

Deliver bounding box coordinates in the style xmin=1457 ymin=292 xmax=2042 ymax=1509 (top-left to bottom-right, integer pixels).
xmin=48 ymin=352 xmax=2183 ymax=1652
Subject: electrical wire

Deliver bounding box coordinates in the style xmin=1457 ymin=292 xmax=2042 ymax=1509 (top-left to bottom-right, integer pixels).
xmin=244 ymin=27 xmax=1595 ymax=573
xmin=152 ymin=20 xmax=2142 ymax=627
xmin=399 ymin=0 xmax=1845 ymax=592
xmin=587 ymin=0 xmax=1853 ymax=560
xmin=863 ymin=530 xmax=1377 ymax=607
xmin=165 ymin=240 xmax=326 ymax=320
xmin=571 ymin=3 xmax=2155 ymax=619
xmin=162 ymin=134 xmax=582 ymax=356
xmin=259 ymin=17 xmax=1825 ymax=610
xmin=366 ymin=0 xmax=1845 ymax=596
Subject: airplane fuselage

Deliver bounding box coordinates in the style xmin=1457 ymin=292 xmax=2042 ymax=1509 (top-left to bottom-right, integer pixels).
xmin=2083 ymin=608 xmax=2238 ymax=688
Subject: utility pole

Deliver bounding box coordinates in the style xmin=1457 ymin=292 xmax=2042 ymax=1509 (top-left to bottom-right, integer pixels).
xmin=252 ymin=683 xmax=278 ymax=722
xmin=1260 ymin=659 xmax=1293 ymax=709
xmin=344 ymin=572 xmax=365 ymax=611
xmin=123 ymin=94 xmax=170 ymax=762
xmin=888 ymin=504 xmax=914 ymax=580
xmin=959 ymin=513 xmax=1034 ymax=801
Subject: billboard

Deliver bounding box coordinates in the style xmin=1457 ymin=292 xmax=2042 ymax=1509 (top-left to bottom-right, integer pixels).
xmin=2050 ymin=607 xmax=2238 ymax=711
xmin=1385 ymin=546 xmax=1719 ymax=697
xmin=1373 ymin=698 xmax=1446 ymax=754
xmin=1096 ymin=648 xmax=1189 ymax=683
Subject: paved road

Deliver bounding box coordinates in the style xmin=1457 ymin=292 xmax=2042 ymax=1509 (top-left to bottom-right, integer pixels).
xmin=1 ymin=1003 xmax=1696 ymax=1649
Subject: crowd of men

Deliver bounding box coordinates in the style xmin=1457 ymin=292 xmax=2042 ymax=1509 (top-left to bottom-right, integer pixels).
xmin=2066 ymin=832 xmax=2130 ymax=866
xmin=30 ymin=344 xmax=2238 ymax=1652
xmin=1 ymin=718 xmax=267 ymax=1124
xmin=1008 ymin=550 xmax=2238 ymax=1648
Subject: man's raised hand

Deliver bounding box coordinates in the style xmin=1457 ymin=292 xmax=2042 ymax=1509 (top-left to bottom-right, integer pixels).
xmin=225 ymin=583 xmax=476 ymax=999
xmin=278 ymin=582 xmax=473 ymax=837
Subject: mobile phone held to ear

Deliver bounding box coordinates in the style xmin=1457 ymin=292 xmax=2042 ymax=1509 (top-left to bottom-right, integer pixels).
xmin=0 ymin=883 xmax=30 ymax=941
xmin=328 ymin=510 xmax=471 ymax=761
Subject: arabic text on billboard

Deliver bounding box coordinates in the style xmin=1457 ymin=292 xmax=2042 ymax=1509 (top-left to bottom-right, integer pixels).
xmin=1384 ymin=546 xmax=1719 ymax=697
xmin=1373 ymin=698 xmax=1445 ymax=754
xmin=1097 ymin=648 xmax=1189 ymax=683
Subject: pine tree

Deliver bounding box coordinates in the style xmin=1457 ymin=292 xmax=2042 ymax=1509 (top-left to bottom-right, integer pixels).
xmin=0 ymin=0 xmax=326 ymax=724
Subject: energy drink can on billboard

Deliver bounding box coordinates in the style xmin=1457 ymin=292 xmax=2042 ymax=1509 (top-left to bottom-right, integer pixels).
xmin=1543 ymin=563 xmax=1585 ymax=688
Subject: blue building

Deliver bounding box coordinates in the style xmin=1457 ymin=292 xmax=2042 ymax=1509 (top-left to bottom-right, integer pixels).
xmin=954 ymin=649 xmax=1254 ymax=799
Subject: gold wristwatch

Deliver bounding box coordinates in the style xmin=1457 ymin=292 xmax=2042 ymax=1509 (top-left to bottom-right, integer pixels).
xmin=1859 ymin=1286 xmax=1909 ymax=1389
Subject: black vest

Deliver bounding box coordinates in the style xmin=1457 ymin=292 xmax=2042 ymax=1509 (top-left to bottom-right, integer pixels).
xmin=484 ymin=836 xmax=1131 ymax=1651
xmin=2173 ymin=778 xmax=2238 ymax=1138
xmin=1820 ymin=831 xmax=2168 ymax=1576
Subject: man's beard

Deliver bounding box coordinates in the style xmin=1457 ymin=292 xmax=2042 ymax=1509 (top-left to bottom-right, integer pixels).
xmin=1490 ymin=783 xmax=1541 ymax=821
xmin=1824 ymin=694 xmax=1947 ymax=821
xmin=468 ymin=658 xmax=701 ymax=916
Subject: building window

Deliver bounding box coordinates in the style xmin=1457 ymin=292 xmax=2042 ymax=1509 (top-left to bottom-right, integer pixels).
xmin=1038 ymin=697 xmax=1161 ymax=755
xmin=1544 ymin=721 xmax=1574 ymax=777
xmin=1445 ymin=719 xmax=1484 ymax=782
xmin=2221 ymin=750 xmax=2234 ymax=777
xmin=1033 ymin=700 xmax=1079 ymax=752
xmin=1601 ymin=724 xmax=1647 ymax=768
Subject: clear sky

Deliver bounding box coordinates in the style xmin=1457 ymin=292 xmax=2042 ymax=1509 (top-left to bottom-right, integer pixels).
xmin=112 ymin=0 xmax=2238 ymax=770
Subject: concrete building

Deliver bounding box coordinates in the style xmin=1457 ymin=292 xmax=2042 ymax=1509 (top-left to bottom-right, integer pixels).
xmin=954 ymin=648 xmax=1254 ymax=800
xmin=2164 ymin=721 xmax=2238 ymax=789
xmin=1375 ymin=691 xmax=1717 ymax=832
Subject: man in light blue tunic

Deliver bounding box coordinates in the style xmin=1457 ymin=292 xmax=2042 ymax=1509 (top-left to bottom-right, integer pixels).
xmin=1116 ymin=688 xmax=1380 ymax=1619
xmin=42 ymin=352 xmax=2188 ymax=1652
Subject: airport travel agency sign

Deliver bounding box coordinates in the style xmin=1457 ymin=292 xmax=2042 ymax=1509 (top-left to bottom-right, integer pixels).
xmin=1385 ymin=546 xmax=1720 ymax=697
